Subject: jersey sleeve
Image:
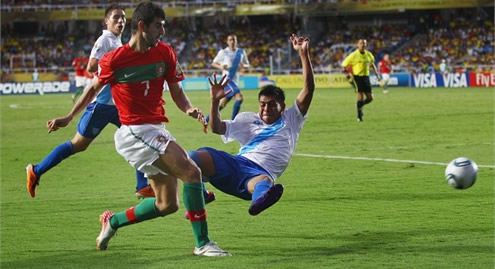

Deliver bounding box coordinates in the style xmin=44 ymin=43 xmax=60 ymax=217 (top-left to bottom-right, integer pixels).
xmin=221 ymin=112 xmax=252 ymax=144
xmin=90 ymin=36 xmax=107 ymax=60
xmin=341 ymin=53 xmax=352 ymax=67
xmin=97 ymin=53 xmax=114 ymax=85
xmin=163 ymin=47 xmax=185 ymax=83
xmin=242 ymin=50 xmax=250 ymax=66
xmin=285 ymin=100 xmax=307 ymax=132
xmin=212 ymin=49 xmax=224 ymax=65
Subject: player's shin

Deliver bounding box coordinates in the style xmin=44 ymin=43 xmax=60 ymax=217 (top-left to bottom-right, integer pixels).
xmin=183 ymin=183 xmax=210 ymax=248
xmin=35 ymin=141 xmax=75 ymax=176
xmin=109 ymin=198 xmax=161 ymax=229
xmin=231 ymin=99 xmax=243 ymax=119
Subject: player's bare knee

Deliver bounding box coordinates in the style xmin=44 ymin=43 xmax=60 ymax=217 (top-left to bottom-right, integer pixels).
xmin=181 ymin=163 xmax=202 ymax=184
xmin=71 ymin=140 xmax=89 ymax=153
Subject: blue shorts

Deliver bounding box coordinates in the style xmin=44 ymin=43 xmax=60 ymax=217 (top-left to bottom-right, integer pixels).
xmin=77 ymin=102 xmax=120 ymax=139
xmin=198 ymin=147 xmax=271 ymax=200
xmin=225 ymin=80 xmax=240 ymax=99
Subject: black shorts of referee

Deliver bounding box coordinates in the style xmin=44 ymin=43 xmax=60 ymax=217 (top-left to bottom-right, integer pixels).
xmin=353 ymin=75 xmax=372 ymax=93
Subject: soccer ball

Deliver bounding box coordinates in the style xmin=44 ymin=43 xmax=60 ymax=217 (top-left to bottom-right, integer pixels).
xmin=444 ymin=157 xmax=478 ymax=189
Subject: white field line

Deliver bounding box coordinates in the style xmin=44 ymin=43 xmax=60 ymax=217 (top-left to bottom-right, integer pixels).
xmin=294 ymin=153 xmax=495 ymax=169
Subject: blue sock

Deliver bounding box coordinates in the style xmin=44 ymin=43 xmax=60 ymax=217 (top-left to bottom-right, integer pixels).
xmin=231 ymin=100 xmax=243 ymax=120
xmin=252 ymin=181 xmax=272 ymax=201
xmin=34 ymin=141 xmax=74 ymax=176
xmin=136 ymin=170 xmax=148 ymax=190
xmin=205 ymin=105 xmax=223 ymax=124
xmin=188 ymin=150 xmax=209 ymax=197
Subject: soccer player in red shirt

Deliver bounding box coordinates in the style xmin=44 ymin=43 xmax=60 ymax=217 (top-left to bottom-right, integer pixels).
xmin=379 ymin=53 xmax=392 ymax=94
xmin=72 ymin=50 xmax=89 ymax=103
xmin=45 ymin=2 xmax=229 ymax=256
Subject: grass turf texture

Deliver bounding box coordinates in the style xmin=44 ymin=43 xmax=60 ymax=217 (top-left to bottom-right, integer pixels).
xmin=1 ymin=87 xmax=494 ymax=268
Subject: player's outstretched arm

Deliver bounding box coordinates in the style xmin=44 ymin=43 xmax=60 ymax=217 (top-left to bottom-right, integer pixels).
xmin=168 ymin=82 xmax=206 ymax=125
xmin=47 ymin=80 xmax=103 ymax=133
xmin=208 ymin=74 xmax=230 ymax=135
xmin=291 ymin=34 xmax=315 ymax=116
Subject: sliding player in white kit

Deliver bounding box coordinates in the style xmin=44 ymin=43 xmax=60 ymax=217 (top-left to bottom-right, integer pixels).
xmin=189 ymin=34 xmax=314 ymax=216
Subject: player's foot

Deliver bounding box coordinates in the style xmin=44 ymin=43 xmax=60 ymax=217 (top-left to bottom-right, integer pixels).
xmin=135 ymin=185 xmax=155 ymax=199
xmin=193 ymin=241 xmax=231 ymax=257
xmin=204 ymin=190 xmax=216 ymax=204
xmin=357 ymin=109 xmax=363 ymax=122
xmin=185 ymin=191 xmax=216 ymax=219
xmin=96 ymin=211 xmax=116 ymax=251
xmin=26 ymin=164 xmax=40 ymax=198
xmin=248 ymin=184 xmax=284 ymax=216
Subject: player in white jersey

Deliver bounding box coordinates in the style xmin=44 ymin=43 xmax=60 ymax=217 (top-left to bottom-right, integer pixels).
xmin=188 ymin=34 xmax=314 ymax=216
xmin=208 ymin=34 xmax=250 ymax=122
xmin=26 ymin=4 xmax=153 ymax=199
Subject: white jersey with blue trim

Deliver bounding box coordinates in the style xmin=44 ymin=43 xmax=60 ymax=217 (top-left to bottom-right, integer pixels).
xmin=90 ymin=30 xmax=122 ymax=105
xmin=221 ymin=101 xmax=307 ymax=179
xmin=212 ymin=47 xmax=249 ymax=84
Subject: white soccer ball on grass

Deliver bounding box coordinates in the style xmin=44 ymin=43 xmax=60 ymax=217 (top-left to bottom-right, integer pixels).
xmin=444 ymin=157 xmax=478 ymax=189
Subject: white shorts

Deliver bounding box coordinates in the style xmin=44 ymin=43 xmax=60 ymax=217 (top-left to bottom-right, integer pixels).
xmin=114 ymin=124 xmax=176 ymax=176
xmin=381 ymin=73 xmax=390 ymax=81
xmin=75 ymin=76 xmax=86 ymax=88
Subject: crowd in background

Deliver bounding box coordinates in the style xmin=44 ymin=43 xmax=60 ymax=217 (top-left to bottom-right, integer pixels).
xmin=2 ymin=8 xmax=493 ymax=79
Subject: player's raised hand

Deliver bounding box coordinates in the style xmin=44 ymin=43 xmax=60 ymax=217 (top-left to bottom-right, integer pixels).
xmin=208 ymin=73 xmax=231 ymax=102
xmin=47 ymin=116 xmax=72 ymax=133
xmin=290 ymin=34 xmax=310 ymax=54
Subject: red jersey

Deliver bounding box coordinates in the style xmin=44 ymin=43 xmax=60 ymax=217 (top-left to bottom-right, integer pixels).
xmin=379 ymin=59 xmax=391 ymax=74
xmin=72 ymin=57 xmax=88 ymax=77
xmin=98 ymin=42 xmax=185 ymax=125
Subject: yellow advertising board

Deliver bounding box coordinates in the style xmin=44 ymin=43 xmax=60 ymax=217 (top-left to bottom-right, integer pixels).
xmin=338 ymin=0 xmax=493 ymax=12
xmin=267 ymin=74 xmax=350 ymax=89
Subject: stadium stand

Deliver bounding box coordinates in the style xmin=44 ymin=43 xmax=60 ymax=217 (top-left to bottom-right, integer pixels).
xmin=1 ymin=2 xmax=493 ymax=82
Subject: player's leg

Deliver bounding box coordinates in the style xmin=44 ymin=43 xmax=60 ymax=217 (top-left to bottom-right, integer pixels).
xmin=72 ymin=76 xmax=84 ymax=103
xmin=229 ymin=81 xmax=243 ymax=120
xmin=113 ymin=125 xmax=229 ymax=256
xmin=97 ymin=174 xmax=178 ymax=250
xmin=356 ymin=91 xmax=364 ymax=122
xmin=106 ymin=106 xmax=153 ymax=198
xmin=27 ymin=103 xmax=111 ymax=197
xmin=194 ymin=147 xmax=282 ymax=215
xmin=246 ymin=175 xmax=284 ymax=216
xmin=188 ymin=150 xmax=216 ymax=204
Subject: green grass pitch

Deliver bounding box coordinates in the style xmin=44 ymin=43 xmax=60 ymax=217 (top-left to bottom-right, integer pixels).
xmin=1 ymin=87 xmax=494 ymax=268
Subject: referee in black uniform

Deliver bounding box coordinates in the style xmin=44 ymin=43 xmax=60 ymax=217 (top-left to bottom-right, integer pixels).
xmin=342 ymin=39 xmax=381 ymax=122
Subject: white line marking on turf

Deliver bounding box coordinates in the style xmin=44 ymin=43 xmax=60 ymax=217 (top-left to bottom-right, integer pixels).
xmin=295 ymin=153 xmax=495 ymax=168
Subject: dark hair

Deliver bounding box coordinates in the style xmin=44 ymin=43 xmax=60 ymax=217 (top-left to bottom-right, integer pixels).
xmin=104 ymin=4 xmax=123 ymax=18
xmin=258 ymin=85 xmax=285 ymax=103
xmin=131 ymin=2 xmax=165 ymax=34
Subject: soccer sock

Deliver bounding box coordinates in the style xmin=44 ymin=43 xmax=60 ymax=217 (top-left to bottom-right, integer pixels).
xmin=363 ymin=99 xmax=372 ymax=105
xmin=34 ymin=141 xmax=74 ymax=176
xmin=356 ymin=100 xmax=364 ymax=110
xmin=231 ymin=99 xmax=243 ymax=120
xmin=135 ymin=170 xmax=148 ymax=190
xmin=187 ymin=151 xmax=210 ymax=198
xmin=252 ymin=181 xmax=273 ymax=201
xmin=183 ymin=182 xmax=209 ymax=248
xmin=204 ymin=105 xmax=224 ymax=124
xmin=109 ymin=198 xmax=161 ymax=230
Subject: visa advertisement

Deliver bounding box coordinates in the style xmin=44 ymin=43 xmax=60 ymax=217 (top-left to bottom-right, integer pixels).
xmin=409 ymin=72 xmax=495 ymax=88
